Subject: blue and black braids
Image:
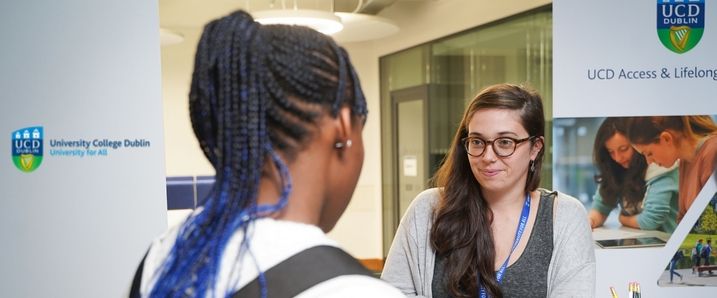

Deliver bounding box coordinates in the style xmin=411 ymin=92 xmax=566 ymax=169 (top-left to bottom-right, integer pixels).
xmin=149 ymin=10 xmax=367 ymax=298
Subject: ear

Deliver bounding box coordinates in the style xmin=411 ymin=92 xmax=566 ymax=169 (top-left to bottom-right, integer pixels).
xmin=334 ymin=106 xmax=353 ymax=147
xmin=659 ymin=131 xmax=673 ymax=144
xmin=530 ymin=136 xmax=544 ymax=159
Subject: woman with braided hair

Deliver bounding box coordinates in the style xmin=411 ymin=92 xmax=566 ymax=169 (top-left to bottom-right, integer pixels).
xmin=129 ymin=10 xmax=402 ymax=298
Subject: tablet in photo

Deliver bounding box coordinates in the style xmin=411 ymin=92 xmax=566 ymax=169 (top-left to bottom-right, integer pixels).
xmin=595 ymin=237 xmax=667 ymax=249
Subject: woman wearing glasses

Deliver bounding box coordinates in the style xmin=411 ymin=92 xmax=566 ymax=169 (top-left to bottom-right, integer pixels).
xmin=381 ymin=84 xmax=595 ymax=297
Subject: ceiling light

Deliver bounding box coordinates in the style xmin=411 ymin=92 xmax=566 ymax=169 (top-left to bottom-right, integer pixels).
xmin=252 ymin=9 xmax=344 ymax=35
xmin=333 ymin=12 xmax=399 ymax=43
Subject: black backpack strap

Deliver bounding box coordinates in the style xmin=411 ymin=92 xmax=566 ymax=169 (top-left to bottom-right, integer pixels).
xmin=129 ymin=250 xmax=149 ymax=298
xmin=233 ymin=245 xmax=372 ymax=298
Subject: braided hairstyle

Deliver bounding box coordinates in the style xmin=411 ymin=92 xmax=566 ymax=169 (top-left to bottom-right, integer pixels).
xmin=149 ymin=10 xmax=366 ymax=297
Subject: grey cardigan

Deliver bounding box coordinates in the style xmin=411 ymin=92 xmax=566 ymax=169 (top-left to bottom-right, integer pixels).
xmin=380 ymin=188 xmax=596 ymax=297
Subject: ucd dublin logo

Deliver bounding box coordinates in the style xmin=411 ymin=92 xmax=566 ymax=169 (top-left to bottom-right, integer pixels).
xmin=12 ymin=126 xmax=43 ymax=172
xmin=658 ymin=0 xmax=705 ymax=54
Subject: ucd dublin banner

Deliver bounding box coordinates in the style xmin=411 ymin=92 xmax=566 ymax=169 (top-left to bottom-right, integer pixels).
xmin=11 ymin=126 xmax=43 ymax=172
xmin=555 ymin=0 xmax=717 ymax=296
xmin=658 ymin=0 xmax=705 ymax=53
xmin=1 ymin=2 xmax=167 ymax=297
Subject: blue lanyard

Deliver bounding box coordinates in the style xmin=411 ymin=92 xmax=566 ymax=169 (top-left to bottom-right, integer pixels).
xmin=478 ymin=192 xmax=531 ymax=298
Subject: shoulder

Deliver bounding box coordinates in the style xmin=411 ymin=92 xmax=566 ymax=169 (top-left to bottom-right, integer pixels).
xmin=297 ymin=275 xmax=405 ymax=298
xmin=402 ymin=188 xmax=441 ymax=222
xmin=142 ymin=211 xmax=194 ymax=278
xmin=392 ymin=188 xmax=442 ymax=242
xmin=645 ymin=164 xmax=679 ymax=193
xmin=645 ymin=162 xmax=679 ymax=182
xmin=705 ymin=134 xmax=717 ymax=146
xmin=143 ymin=218 xmax=338 ymax=295
xmin=546 ymin=189 xmax=586 ymax=214
xmin=700 ymin=135 xmax=717 ymax=155
xmin=543 ymin=189 xmax=589 ymax=227
xmin=228 ymin=220 xmax=340 ymax=292
xmin=693 ymin=135 xmax=717 ymax=177
xmin=412 ymin=188 xmax=441 ymax=210
xmin=139 ymin=214 xmax=192 ymax=294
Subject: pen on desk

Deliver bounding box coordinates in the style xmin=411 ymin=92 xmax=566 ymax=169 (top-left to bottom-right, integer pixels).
xmin=609 ymin=286 xmax=619 ymax=298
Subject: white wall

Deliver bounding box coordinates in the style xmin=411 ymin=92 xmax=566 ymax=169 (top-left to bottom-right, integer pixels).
xmin=162 ymin=28 xmax=213 ymax=177
xmin=160 ymin=0 xmax=551 ymax=259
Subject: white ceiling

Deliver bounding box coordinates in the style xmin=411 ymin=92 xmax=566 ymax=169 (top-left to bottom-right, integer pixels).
xmin=158 ymin=0 xmax=441 ymax=46
xmin=158 ymin=0 xmax=428 ymax=30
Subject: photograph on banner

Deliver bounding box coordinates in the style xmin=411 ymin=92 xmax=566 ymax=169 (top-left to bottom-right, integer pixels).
xmin=552 ymin=115 xmax=717 ymax=248
xmin=658 ymin=192 xmax=717 ymax=287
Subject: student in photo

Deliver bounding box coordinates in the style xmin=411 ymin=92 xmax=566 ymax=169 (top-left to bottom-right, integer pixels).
xmin=588 ymin=117 xmax=679 ymax=233
xmin=381 ymin=84 xmax=595 ymax=297
xmin=129 ymin=10 xmax=403 ymax=297
xmin=692 ymin=239 xmax=704 ymax=274
xmin=669 ymin=250 xmax=684 ymax=283
xmin=627 ymin=116 xmax=717 ymax=221
xmin=702 ymin=239 xmax=713 ymax=268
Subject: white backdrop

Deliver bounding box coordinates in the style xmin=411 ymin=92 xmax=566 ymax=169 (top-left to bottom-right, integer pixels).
xmin=555 ymin=0 xmax=717 ymax=296
xmin=0 ymin=1 xmax=167 ymax=297
xmin=555 ymin=0 xmax=716 ymax=118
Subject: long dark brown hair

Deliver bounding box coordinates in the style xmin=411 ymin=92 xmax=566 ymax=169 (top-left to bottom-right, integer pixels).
xmin=430 ymin=83 xmax=545 ymax=298
xmin=593 ymin=117 xmax=647 ymax=215
xmin=593 ymin=117 xmax=647 ymax=213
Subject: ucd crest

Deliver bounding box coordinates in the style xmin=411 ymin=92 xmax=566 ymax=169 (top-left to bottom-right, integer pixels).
xmin=12 ymin=126 xmax=43 ymax=172
xmin=658 ymin=0 xmax=705 ymax=54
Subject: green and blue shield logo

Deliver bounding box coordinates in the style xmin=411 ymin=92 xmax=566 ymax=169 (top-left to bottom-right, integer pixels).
xmin=12 ymin=126 xmax=43 ymax=172
xmin=658 ymin=0 xmax=705 ymax=54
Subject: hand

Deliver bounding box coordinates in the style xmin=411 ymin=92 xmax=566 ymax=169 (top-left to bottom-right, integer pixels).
xmin=618 ymin=213 xmax=629 ymax=226
xmin=619 ymin=213 xmax=640 ymax=229
xmin=588 ymin=210 xmax=605 ymax=229
xmin=588 ymin=217 xmax=597 ymax=229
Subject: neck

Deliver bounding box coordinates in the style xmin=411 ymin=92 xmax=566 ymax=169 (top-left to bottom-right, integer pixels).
xmin=255 ymin=151 xmax=327 ymax=228
xmin=678 ymin=135 xmax=701 ymax=162
xmin=483 ymin=185 xmax=528 ymax=213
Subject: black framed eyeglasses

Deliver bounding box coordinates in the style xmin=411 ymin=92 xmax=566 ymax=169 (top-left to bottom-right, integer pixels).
xmin=461 ymin=136 xmax=535 ymax=157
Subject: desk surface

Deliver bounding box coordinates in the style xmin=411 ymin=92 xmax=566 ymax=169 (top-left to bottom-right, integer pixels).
xmin=592 ymin=224 xmax=671 ymax=249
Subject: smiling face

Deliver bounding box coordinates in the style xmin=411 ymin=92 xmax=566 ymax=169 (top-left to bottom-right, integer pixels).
xmin=633 ymin=132 xmax=679 ymax=167
xmin=604 ymin=133 xmax=635 ymax=169
xmin=466 ymin=108 xmax=541 ymax=195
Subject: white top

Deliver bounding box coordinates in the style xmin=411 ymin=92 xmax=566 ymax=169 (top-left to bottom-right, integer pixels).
xmin=139 ymin=216 xmax=403 ymax=297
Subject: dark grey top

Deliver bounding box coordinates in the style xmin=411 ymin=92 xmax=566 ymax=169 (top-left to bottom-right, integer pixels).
xmin=432 ymin=191 xmax=555 ymax=298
